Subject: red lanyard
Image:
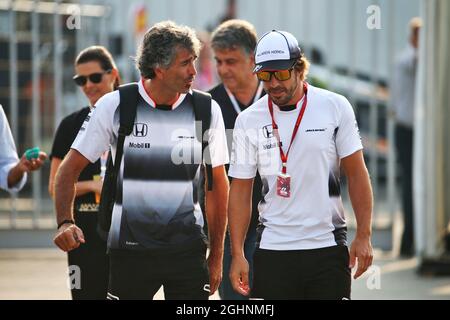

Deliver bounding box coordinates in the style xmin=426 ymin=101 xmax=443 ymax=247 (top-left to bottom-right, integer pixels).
xmin=268 ymin=82 xmax=308 ymax=174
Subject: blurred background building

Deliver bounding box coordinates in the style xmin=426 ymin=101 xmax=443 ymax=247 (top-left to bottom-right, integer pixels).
xmin=0 ymin=0 xmax=449 ymax=286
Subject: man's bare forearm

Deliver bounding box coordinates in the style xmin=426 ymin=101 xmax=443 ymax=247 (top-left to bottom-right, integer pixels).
xmin=206 ymin=168 xmax=229 ymax=255
xmin=54 ymin=150 xmax=89 ymax=226
xmin=54 ymin=163 xmax=78 ymax=225
xmin=228 ymin=179 xmax=253 ymax=257
xmin=7 ymin=164 xmax=25 ymax=188
xmin=348 ymin=168 xmax=373 ymax=238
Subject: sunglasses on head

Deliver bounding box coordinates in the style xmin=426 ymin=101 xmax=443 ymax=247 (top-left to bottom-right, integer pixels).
xmin=256 ymin=65 xmax=296 ymax=82
xmin=73 ymin=69 xmax=111 ymax=86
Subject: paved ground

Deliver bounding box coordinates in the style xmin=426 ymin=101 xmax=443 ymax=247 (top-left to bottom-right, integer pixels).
xmin=352 ymin=250 xmax=450 ymax=300
xmin=0 ymin=248 xmax=449 ymax=300
xmin=1 ymin=193 xmax=448 ymax=300
xmin=0 ymin=248 xmax=216 ymax=300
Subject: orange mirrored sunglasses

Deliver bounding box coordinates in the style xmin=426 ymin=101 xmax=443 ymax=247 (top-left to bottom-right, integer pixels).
xmin=256 ymin=66 xmax=295 ymax=82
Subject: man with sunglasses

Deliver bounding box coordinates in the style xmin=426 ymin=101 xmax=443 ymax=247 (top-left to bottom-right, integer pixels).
xmin=228 ymin=30 xmax=373 ymax=299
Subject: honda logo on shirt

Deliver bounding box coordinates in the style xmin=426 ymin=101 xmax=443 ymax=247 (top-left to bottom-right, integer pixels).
xmin=133 ymin=123 xmax=148 ymax=137
xmin=262 ymin=124 xmax=274 ymax=138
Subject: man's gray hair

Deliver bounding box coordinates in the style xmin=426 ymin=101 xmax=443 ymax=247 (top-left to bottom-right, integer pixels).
xmin=211 ymin=19 xmax=258 ymax=56
xmin=135 ymin=21 xmax=201 ymax=79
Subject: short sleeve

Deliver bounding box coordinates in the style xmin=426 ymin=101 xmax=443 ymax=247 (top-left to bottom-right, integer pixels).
xmin=71 ymin=91 xmax=119 ymax=163
xmin=228 ymin=113 xmax=258 ymax=179
xmin=335 ymin=95 xmax=363 ymax=159
xmin=206 ymin=99 xmax=229 ymax=168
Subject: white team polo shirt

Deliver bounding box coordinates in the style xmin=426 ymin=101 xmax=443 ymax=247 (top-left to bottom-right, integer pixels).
xmin=229 ymin=84 xmax=363 ymax=250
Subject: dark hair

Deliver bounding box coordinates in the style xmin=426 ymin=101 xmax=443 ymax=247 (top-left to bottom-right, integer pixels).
xmin=135 ymin=21 xmax=201 ymax=79
xmin=211 ymin=19 xmax=257 ymax=56
xmin=75 ymin=46 xmax=120 ymax=89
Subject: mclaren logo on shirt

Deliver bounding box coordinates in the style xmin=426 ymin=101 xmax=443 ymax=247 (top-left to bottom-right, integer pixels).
xmin=262 ymin=124 xmax=274 ymax=138
xmin=305 ymin=128 xmax=326 ymax=132
xmin=133 ymin=123 xmax=148 ymax=137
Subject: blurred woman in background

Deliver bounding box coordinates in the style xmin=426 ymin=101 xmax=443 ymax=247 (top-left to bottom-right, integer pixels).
xmin=49 ymin=46 xmax=120 ymax=300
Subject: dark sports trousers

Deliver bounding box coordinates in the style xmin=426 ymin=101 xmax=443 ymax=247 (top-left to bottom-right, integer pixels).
xmin=395 ymin=124 xmax=414 ymax=256
xmin=68 ymin=213 xmax=109 ymax=300
xmin=251 ymin=245 xmax=351 ymax=300
xmin=107 ymin=240 xmax=210 ymax=300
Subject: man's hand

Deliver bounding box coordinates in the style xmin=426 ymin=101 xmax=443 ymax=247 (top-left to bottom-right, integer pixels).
xmin=207 ymin=250 xmax=223 ymax=296
xmin=53 ymin=223 xmax=85 ymax=252
xmin=8 ymin=152 xmax=47 ymax=188
xmin=228 ymin=178 xmax=253 ymax=297
xmin=18 ymin=151 xmax=47 ymax=172
xmin=229 ymin=255 xmax=250 ymax=296
xmin=342 ymin=151 xmax=373 ymax=280
xmin=53 ymin=150 xmax=90 ymax=253
xmin=349 ymin=234 xmax=373 ymax=279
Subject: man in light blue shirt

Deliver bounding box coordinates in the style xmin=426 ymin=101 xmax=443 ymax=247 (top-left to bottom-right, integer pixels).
xmin=0 ymin=105 xmax=47 ymax=192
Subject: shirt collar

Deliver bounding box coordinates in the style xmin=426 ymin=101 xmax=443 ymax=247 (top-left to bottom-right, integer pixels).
xmin=138 ymin=78 xmax=188 ymax=109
